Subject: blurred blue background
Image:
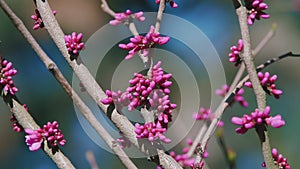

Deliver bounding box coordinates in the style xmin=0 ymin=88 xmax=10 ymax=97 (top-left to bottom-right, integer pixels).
xmin=0 ymin=0 xmax=299 ymax=168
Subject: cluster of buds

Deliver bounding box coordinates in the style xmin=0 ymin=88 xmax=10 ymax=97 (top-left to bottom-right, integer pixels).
xmin=169 ymin=138 xmax=208 ymax=167
xmin=64 ymin=32 xmax=85 ymax=56
xmin=246 ymin=0 xmax=270 ymax=25
xmin=119 ymin=26 xmax=170 ymax=59
xmin=102 ymin=61 xmax=176 ymax=143
xmin=10 ymin=115 xmax=23 ymax=132
xmin=102 ymin=61 xmax=173 ymax=112
xmin=231 ymin=106 xmax=285 ymax=134
xmin=155 ymin=0 xmax=178 ymax=8
xmin=244 ymin=72 xmax=283 ymax=99
xmin=11 ymin=104 xmax=28 ymax=132
xmin=228 ymin=39 xmax=243 ymax=66
xmin=262 ymin=148 xmax=291 ymax=169
xmin=134 ymin=122 xmax=171 ymax=143
xmin=25 ymin=121 xmax=66 ymax=151
xmin=216 ymin=84 xmax=248 ymax=107
xmin=0 ymin=58 xmax=18 ymax=95
xmin=193 ymin=107 xmax=224 ymax=127
xmin=109 ymin=9 xmax=145 ymax=26
xmin=31 ymin=9 xmax=57 ymax=30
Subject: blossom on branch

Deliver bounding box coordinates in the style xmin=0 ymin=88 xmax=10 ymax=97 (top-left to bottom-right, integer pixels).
xmin=228 ymin=39 xmax=243 ymax=66
xmin=170 ymin=138 xmax=208 ymax=168
xmin=11 ymin=104 xmax=28 ymax=132
xmin=244 ymin=72 xmax=283 ymax=99
xmin=101 ymin=61 xmax=176 ymax=143
xmin=135 ymin=122 xmax=171 ymax=143
xmin=216 ymin=84 xmax=248 ymax=107
xmin=31 ymin=9 xmax=57 ymax=30
xmin=246 ymin=0 xmax=270 ymax=25
xmin=262 ymin=148 xmax=291 ymax=169
xmin=109 ymin=9 xmax=145 ymax=26
xmin=25 ymin=121 xmax=66 ymax=151
xmin=64 ymin=32 xmax=85 ymax=56
xmin=119 ymin=26 xmax=170 ymax=59
xmin=155 ymin=0 xmax=178 ymax=8
xmin=193 ymin=107 xmax=224 ymax=127
xmin=231 ymin=106 xmax=285 ymax=134
xmin=0 ymin=58 xmax=18 ymax=95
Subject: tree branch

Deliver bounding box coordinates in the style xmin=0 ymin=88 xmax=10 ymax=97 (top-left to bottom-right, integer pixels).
xmin=0 ymin=1 xmax=137 ymax=168
xmin=235 ymin=4 xmax=274 ymax=168
xmin=34 ymin=0 xmax=180 ymax=168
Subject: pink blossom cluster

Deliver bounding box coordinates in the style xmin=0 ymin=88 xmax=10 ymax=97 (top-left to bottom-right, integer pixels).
xmin=25 ymin=121 xmax=66 ymax=151
xmin=216 ymin=84 xmax=248 ymax=107
xmin=0 ymin=58 xmax=18 ymax=95
xmin=31 ymin=9 xmax=57 ymax=30
xmin=244 ymin=72 xmax=283 ymax=99
xmin=64 ymin=32 xmax=85 ymax=56
xmin=135 ymin=122 xmax=171 ymax=143
xmin=246 ymin=0 xmax=270 ymax=25
xmin=231 ymin=106 xmax=285 ymax=134
xmin=262 ymin=148 xmax=291 ymax=169
xmin=109 ymin=9 xmax=145 ymax=26
xmin=155 ymin=0 xmax=178 ymax=8
xmin=169 ymin=138 xmax=208 ymax=168
xmin=102 ymin=61 xmax=174 ymax=112
xmin=193 ymin=107 xmax=224 ymax=127
xmin=228 ymin=39 xmax=243 ymax=66
xmin=119 ymin=26 xmax=170 ymax=59
xmin=101 ymin=61 xmax=176 ymax=143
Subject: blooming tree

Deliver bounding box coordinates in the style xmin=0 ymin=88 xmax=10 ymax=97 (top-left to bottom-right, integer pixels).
xmin=0 ymin=0 xmax=299 ymax=169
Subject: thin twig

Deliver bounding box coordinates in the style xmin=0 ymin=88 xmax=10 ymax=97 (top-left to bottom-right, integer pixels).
xmin=155 ymin=0 xmax=166 ymax=32
xmin=101 ymin=0 xmax=139 ymax=36
xmin=186 ymin=122 xmax=207 ymax=157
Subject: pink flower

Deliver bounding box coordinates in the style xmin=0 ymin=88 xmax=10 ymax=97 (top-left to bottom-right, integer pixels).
xmin=262 ymin=148 xmax=291 ymax=169
xmin=25 ymin=121 xmax=66 ymax=151
xmin=231 ymin=106 xmax=285 ymax=134
xmin=134 ymin=122 xmax=171 ymax=143
xmin=109 ymin=9 xmax=145 ymax=26
xmin=119 ymin=26 xmax=170 ymax=59
xmin=0 ymin=58 xmax=18 ymax=95
xmin=169 ymin=138 xmax=208 ymax=168
xmin=155 ymin=0 xmax=178 ymax=8
xmin=193 ymin=107 xmax=224 ymax=127
xmin=31 ymin=9 xmax=57 ymax=30
xmin=246 ymin=0 xmax=270 ymax=25
xmin=228 ymin=39 xmax=243 ymax=66
xmin=64 ymin=32 xmax=85 ymax=56
xmin=25 ymin=128 xmax=44 ymax=151
xmin=245 ymin=72 xmax=283 ymax=99
xmin=216 ymin=84 xmax=248 ymax=107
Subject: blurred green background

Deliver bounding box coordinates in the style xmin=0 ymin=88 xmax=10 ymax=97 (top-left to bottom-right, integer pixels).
xmin=0 ymin=0 xmax=299 ymax=168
